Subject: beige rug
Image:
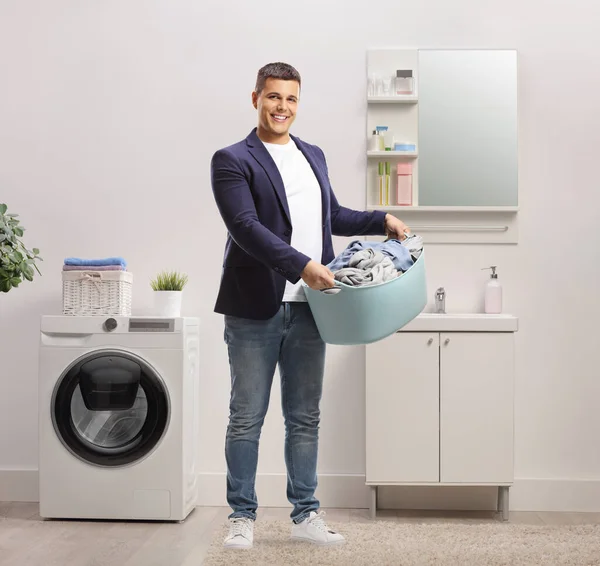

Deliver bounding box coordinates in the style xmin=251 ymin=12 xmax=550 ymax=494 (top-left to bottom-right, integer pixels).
xmin=203 ymin=520 xmax=600 ymax=565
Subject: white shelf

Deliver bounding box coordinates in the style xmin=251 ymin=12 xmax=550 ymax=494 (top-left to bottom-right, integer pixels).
xmin=367 ymin=205 xmax=519 ymax=212
xmin=367 ymin=151 xmax=418 ymax=158
xmin=368 ymin=96 xmax=418 ymax=104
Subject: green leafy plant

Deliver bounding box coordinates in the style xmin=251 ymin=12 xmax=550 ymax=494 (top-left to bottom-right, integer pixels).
xmin=150 ymin=270 xmax=188 ymax=291
xmin=0 ymin=203 xmax=43 ymax=293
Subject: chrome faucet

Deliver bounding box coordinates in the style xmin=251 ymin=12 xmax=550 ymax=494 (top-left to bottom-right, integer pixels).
xmin=435 ymin=287 xmax=446 ymax=314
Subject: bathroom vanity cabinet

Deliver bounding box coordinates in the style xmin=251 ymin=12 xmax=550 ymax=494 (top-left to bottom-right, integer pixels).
xmin=365 ymin=314 xmax=518 ymax=520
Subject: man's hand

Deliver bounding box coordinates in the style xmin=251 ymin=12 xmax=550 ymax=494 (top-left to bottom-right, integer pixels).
xmin=384 ymin=214 xmax=410 ymax=240
xmin=300 ymin=260 xmax=335 ymax=290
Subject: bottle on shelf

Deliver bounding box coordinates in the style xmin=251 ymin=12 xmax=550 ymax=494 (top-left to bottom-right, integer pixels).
xmin=383 ymin=129 xmax=394 ymax=151
xmin=375 ymin=126 xmax=388 ymax=151
xmin=396 ymin=163 xmax=413 ymax=206
xmin=378 ymin=161 xmax=385 ymax=206
xmin=395 ymin=70 xmax=414 ymax=95
xmin=368 ymin=130 xmax=379 ymax=151
xmin=385 ymin=161 xmax=391 ymax=205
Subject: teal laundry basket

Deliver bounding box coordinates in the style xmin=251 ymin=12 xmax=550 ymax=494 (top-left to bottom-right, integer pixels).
xmin=303 ymin=251 xmax=427 ymax=345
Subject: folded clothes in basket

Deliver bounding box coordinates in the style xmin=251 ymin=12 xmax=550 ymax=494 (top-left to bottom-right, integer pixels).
xmin=62 ymin=265 xmax=126 ymax=271
xmin=64 ymin=257 xmax=128 ymax=268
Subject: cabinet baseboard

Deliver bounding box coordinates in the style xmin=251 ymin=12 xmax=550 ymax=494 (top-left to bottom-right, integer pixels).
xmin=3 ymin=470 xmax=600 ymax=513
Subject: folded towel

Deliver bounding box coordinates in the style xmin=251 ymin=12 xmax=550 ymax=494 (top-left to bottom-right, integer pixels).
xmin=63 ymin=265 xmax=126 ymax=271
xmin=64 ymin=257 xmax=127 ymax=267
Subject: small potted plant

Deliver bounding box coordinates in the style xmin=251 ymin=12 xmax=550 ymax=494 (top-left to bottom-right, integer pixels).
xmin=150 ymin=270 xmax=188 ymax=317
xmin=0 ymin=203 xmax=42 ymax=293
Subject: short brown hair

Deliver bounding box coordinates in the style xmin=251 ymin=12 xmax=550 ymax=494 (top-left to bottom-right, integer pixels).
xmin=255 ymin=62 xmax=301 ymax=95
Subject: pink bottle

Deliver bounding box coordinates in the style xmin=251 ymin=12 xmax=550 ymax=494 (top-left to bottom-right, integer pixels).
xmin=396 ymin=163 xmax=413 ymax=205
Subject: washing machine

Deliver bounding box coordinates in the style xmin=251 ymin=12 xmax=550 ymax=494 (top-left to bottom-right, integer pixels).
xmin=38 ymin=315 xmax=200 ymax=521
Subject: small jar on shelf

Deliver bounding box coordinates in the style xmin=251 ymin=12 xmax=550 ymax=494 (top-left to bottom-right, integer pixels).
xmin=395 ymin=70 xmax=414 ymax=95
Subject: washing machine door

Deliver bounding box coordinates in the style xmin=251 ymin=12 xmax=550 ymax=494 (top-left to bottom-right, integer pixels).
xmin=52 ymin=350 xmax=169 ymax=467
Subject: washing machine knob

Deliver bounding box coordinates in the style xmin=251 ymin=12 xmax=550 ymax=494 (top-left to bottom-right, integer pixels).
xmin=104 ymin=317 xmax=118 ymax=332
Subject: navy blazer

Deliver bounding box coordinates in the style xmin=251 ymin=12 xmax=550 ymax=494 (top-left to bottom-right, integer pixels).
xmin=211 ymin=128 xmax=387 ymax=319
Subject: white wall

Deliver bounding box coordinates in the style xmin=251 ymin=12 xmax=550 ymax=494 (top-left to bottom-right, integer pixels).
xmin=1 ymin=0 xmax=600 ymax=511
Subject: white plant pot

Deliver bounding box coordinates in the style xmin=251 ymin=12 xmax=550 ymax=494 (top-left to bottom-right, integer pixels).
xmin=153 ymin=290 xmax=182 ymax=317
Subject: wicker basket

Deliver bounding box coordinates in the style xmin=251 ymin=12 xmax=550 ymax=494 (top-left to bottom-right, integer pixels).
xmin=62 ymin=270 xmax=133 ymax=316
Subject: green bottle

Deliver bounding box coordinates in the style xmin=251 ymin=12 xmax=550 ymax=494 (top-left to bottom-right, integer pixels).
xmin=378 ymin=161 xmax=385 ymax=206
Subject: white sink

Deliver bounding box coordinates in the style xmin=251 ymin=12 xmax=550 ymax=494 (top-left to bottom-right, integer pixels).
xmin=400 ymin=312 xmax=518 ymax=332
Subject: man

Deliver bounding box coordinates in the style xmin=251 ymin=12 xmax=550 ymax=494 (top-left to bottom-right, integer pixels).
xmin=210 ymin=62 xmax=408 ymax=549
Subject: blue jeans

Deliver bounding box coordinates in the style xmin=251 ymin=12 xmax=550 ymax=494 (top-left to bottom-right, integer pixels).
xmin=223 ymin=302 xmax=326 ymax=523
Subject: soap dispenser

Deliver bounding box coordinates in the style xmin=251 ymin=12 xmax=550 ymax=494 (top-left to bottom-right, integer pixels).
xmin=482 ymin=266 xmax=502 ymax=314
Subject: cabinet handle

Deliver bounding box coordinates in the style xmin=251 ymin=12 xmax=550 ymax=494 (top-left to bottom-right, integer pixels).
xmin=428 ymin=338 xmax=433 ymax=345
xmin=444 ymin=338 xmax=450 ymax=345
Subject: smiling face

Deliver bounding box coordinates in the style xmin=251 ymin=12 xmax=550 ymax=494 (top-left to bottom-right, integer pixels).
xmin=252 ymin=78 xmax=299 ymax=144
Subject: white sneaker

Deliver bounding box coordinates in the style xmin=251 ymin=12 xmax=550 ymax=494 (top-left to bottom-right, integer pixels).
xmin=223 ymin=517 xmax=254 ymax=549
xmin=290 ymin=511 xmax=345 ymax=546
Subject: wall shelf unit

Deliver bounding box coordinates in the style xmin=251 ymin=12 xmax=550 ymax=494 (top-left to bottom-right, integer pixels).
xmin=366 ymin=48 xmax=519 ymax=244
xmin=367 ymin=151 xmax=418 ymax=158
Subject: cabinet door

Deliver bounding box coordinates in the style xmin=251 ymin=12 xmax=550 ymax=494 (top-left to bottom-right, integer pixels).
xmin=440 ymin=332 xmax=514 ymax=483
xmin=366 ymin=332 xmax=439 ymax=483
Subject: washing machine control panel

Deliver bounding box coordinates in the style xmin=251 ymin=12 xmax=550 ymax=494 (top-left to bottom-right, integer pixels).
xmin=103 ymin=318 xmax=118 ymax=332
xmin=128 ymin=318 xmax=175 ymax=332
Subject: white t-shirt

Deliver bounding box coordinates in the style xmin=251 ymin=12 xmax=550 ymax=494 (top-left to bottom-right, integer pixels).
xmin=262 ymin=138 xmax=323 ymax=302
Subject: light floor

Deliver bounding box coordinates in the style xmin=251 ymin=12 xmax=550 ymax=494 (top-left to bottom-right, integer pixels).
xmin=1 ymin=502 xmax=600 ymax=566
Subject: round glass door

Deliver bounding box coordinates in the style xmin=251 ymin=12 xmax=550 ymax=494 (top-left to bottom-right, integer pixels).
xmin=52 ymin=350 xmax=169 ymax=467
